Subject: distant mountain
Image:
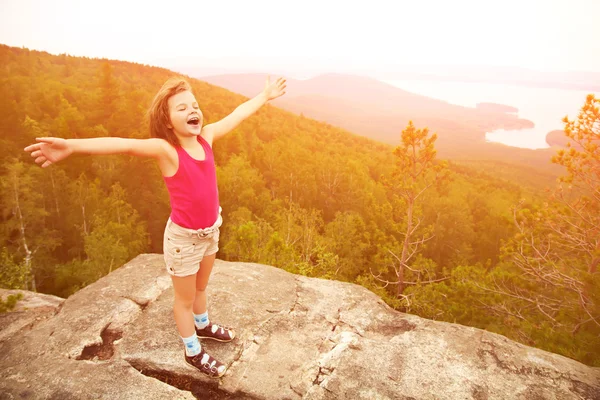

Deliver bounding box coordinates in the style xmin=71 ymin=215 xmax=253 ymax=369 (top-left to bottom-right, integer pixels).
xmin=199 ymin=73 xmax=561 ymax=174
xmin=201 ymin=73 xmax=531 ymax=145
xmin=173 ymin=63 xmax=600 ymax=92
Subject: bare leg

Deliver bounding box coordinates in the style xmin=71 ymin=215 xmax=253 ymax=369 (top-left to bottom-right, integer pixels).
xmin=193 ymin=253 xmax=216 ymax=314
xmin=192 ymin=254 xmax=235 ymax=341
xmin=171 ymin=273 xmax=197 ymax=338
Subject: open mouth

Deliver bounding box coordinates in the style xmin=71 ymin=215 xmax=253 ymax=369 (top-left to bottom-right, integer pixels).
xmin=187 ymin=116 xmax=200 ymax=126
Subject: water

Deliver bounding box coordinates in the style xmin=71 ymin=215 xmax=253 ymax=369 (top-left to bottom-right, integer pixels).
xmin=383 ymin=80 xmax=596 ymax=149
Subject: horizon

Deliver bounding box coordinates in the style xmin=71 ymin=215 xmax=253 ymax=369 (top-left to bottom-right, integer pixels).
xmin=1 ymin=0 xmax=600 ymax=76
xmin=1 ymin=42 xmax=599 ymax=85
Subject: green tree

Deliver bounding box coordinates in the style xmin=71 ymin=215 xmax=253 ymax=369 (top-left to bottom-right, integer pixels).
xmin=375 ymin=121 xmax=450 ymax=297
xmin=551 ymin=94 xmax=599 ymax=274
xmin=0 ymin=293 xmax=23 ymax=313
xmin=0 ymin=159 xmax=60 ymax=291
xmin=83 ymin=183 xmax=148 ymax=280
xmin=221 ymin=207 xmax=272 ymax=262
xmin=323 ymin=211 xmax=370 ymax=280
xmin=216 ymin=154 xmax=270 ymax=217
xmin=492 ymin=95 xmax=600 ymax=365
xmin=0 ymin=248 xmax=28 ymax=289
xmin=273 ymin=201 xmax=324 ymax=265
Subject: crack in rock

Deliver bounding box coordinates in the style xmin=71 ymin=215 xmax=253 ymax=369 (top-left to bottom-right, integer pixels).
xmin=119 ymin=275 xmax=171 ymax=312
xmin=290 ymin=304 xmax=363 ymax=397
xmin=290 ymin=382 xmax=304 ymax=397
xmin=315 ymin=331 xmax=360 ymax=385
xmin=125 ymin=359 xmax=261 ymax=400
xmin=291 ymin=330 xmax=361 ymax=397
xmin=303 ymin=374 xmax=341 ymax=400
xmin=313 ymin=366 xmax=335 ymax=386
xmin=312 ymin=367 xmax=323 ymax=385
xmin=337 ymin=319 xmax=365 ymax=338
xmin=327 ymin=308 xmax=342 ymax=333
xmin=228 ymin=334 xmax=258 ymax=372
xmin=52 ymin=301 xmax=65 ymax=317
xmin=76 ymin=324 xmax=123 ymax=361
xmin=288 ymin=277 xmax=302 ymax=314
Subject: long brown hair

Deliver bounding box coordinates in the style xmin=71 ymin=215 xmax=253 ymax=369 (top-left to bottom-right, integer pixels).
xmin=147 ymin=77 xmax=192 ymax=147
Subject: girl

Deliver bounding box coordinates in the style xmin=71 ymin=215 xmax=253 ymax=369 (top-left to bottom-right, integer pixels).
xmin=24 ymin=75 xmax=287 ymax=378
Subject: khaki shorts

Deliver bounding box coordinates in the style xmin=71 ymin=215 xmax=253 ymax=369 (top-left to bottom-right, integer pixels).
xmin=163 ymin=209 xmax=223 ymax=277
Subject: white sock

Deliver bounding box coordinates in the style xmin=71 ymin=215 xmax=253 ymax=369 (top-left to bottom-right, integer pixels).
xmin=181 ymin=333 xmax=201 ymax=356
xmin=194 ymin=311 xmax=209 ymax=329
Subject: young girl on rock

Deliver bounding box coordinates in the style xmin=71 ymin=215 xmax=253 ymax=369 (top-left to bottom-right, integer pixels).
xmin=24 ymin=75 xmax=287 ymax=378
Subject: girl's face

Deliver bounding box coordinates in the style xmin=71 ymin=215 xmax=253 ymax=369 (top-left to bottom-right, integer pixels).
xmin=167 ymin=90 xmax=204 ymax=137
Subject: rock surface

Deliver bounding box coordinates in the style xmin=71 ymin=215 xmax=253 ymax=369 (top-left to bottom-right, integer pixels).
xmin=1 ymin=254 xmax=599 ymax=399
xmin=0 ymin=289 xmax=64 ymax=345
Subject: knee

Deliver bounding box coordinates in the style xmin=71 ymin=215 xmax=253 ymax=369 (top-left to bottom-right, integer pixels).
xmin=173 ymin=297 xmax=194 ymax=310
xmin=196 ymin=286 xmax=207 ymax=293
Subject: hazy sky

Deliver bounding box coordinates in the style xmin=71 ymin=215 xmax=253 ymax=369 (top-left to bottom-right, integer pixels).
xmin=1 ymin=0 xmax=599 ymax=74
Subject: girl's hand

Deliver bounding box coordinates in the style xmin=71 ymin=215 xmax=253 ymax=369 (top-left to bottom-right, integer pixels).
xmin=263 ymin=76 xmax=287 ymax=101
xmin=24 ymin=137 xmax=73 ymax=168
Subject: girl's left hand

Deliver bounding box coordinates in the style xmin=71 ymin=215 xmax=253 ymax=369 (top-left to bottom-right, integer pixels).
xmin=263 ymin=76 xmax=287 ymax=101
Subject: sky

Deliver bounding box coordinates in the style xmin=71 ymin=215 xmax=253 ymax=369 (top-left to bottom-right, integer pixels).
xmin=1 ymin=0 xmax=599 ymax=75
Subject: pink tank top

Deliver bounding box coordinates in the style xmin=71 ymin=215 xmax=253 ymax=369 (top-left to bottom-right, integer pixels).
xmin=163 ymin=136 xmax=220 ymax=230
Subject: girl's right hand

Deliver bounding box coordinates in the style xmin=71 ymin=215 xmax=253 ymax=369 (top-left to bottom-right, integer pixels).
xmin=24 ymin=137 xmax=73 ymax=168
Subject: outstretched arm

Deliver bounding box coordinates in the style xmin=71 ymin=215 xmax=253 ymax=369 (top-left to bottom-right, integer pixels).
xmin=24 ymin=137 xmax=170 ymax=168
xmin=202 ymin=76 xmax=286 ymax=146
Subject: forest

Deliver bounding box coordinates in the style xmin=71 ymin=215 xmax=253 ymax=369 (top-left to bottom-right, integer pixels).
xmin=0 ymin=44 xmax=598 ymax=366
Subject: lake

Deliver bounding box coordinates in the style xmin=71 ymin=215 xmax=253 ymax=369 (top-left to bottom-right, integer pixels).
xmin=383 ymin=80 xmax=597 ymax=149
